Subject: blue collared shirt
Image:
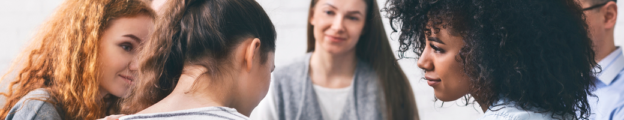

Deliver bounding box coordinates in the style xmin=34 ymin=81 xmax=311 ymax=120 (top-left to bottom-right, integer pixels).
xmin=589 ymin=47 xmax=624 ymax=120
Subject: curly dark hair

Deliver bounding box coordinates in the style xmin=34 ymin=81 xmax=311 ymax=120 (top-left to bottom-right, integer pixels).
xmin=385 ymin=0 xmax=597 ymax=119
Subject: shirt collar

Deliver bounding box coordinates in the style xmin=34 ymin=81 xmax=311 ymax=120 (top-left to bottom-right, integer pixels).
xmin=595 ymin=46 xmax=624 ymax=85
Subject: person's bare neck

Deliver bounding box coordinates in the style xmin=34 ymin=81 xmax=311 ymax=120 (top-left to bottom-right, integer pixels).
xmin=470 ymin=94 xmax=489 ymax=112
xmin=594 ymin=31 xmax=617 ymax=62
xmin=137 ymin=65 xmax=231 ymax=114
xmin=309 ymin=49 xmax=357 ymax=88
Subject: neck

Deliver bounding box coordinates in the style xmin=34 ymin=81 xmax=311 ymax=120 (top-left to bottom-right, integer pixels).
xmin=479 ymin=102 xmax=489 ymax=113
xmin=595 ymin=31 xmax=617 ymax=62
xmin=309 ymin=49 xmax=357 ymax=88
xmin=471 ymin=93 xmax=489 ymax=112
xmin=98 ymin=89 xmax=108 ymax=100
xmin=137 ymin=65 xmax=231 ymax=114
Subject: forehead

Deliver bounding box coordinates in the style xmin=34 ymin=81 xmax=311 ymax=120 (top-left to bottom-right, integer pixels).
xmin=317 ymin=0 xmax=367 ymax=11
xmin=576 ymin=0 xmax=591 ymax=6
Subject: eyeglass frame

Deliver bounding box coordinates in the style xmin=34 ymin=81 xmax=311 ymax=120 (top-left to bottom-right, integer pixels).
xmin=582 ymin=0 xmax=616 ymax=11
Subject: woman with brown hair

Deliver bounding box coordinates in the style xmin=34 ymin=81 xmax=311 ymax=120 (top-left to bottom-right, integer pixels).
xmin=0 ymin=0 xmax=155 ymax=119
xmin=116 ymin=0 xmax=276 ymax=119
xmin=251 ymin=0 xmax=418 ymax=119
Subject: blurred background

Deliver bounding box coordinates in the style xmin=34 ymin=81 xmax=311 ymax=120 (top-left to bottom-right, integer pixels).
xmin=0 ymin=0 xmax=622 ymax=119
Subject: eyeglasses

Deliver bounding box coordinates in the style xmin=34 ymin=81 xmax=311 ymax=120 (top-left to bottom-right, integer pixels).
xmin=582 ymin=0 xmax=615 ymax=11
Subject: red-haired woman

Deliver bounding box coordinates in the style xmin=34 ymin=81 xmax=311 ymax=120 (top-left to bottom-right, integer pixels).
xmin=0 ymin=0 xmax=155 ymax=119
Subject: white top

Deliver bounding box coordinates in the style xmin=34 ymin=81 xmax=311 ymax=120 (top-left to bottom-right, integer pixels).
xmin=313 ymin=83 xmax=353 ymax=120
xmin=478 ymin=99 xmax=567 ymax=120
xmin=250 ymin=80 xmax=353 ymax=120
xmin=119 ymin=107 xmax=248 ymax=120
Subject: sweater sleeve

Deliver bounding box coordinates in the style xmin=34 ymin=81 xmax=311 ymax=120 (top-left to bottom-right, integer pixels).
xmin=5 ymin=89 xmax=62 ymax=120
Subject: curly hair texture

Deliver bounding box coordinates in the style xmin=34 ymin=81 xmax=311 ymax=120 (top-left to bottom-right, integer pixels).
xmin=386 ymin=0 xmax=597 ymax=119
xmin=121 ymin=0 xmax=276 ymax=113
xmin=0 ymin=0 xmax=154 ymax=119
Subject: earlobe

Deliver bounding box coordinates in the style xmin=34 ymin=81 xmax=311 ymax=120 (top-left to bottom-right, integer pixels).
xmin=310 ymin=17 xmax=316 ymax=26
xmin=245 ymin=38 xmax=262 ymax=71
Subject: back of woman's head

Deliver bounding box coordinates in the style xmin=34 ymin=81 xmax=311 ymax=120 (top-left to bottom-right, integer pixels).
xmin=122 ymin=0 xmax=276 ymax=113
xmin=0 ymin=0 xmax=154 ymax=119
xmin=387 ymin=0 xmax=596 ymax=119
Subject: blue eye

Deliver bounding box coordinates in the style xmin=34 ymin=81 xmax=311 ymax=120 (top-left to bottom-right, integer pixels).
xmin=120 ymin=43 xmax=133 ymax=52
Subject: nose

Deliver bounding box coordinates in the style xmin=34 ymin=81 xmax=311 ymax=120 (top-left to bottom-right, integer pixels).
xmin=129 ymin=58 xmax=139 ymax=71
xmin=417 ymin=49 xmax=434 ymax=71
xmin=329 ymin=16 xmax=346 ymax=34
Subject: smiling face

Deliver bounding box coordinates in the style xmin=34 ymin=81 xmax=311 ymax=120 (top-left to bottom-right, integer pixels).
xmin=417 ymin=26 xmax=471 ymax=101
xmin=99 ymin=15 xmax=153 ymax=98
xmin=310 ymin=0 xmax=366 ymax=55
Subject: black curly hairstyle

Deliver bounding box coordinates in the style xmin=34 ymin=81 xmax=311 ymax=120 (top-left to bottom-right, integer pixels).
xmin=385 ymin=0 xmax=597 ymax=119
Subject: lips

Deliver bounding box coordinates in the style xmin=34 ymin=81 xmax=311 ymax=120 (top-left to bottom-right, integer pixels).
xmin=424 ymin=76 xmax=441 ymax=86
xmin=119 ymin=74 xmax=135 ymax=84
xmin=326 ymin=35 xmax=346 ymax=42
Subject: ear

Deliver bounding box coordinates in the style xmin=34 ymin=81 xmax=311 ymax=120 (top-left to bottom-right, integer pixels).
xmin=603 ymin=1 xmax=618 ymax=29
xmin=309 ymin=8 xmax=317 ymax=26
xmin=245 ymin=38 xmax=262 ymax=72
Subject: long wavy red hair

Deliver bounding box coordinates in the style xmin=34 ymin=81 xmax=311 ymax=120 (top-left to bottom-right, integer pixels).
xmin=0 ymin=0 xmax=154 ymax=119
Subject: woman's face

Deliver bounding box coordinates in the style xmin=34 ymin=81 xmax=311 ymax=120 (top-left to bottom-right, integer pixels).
xmin=310 ymin=0 xmax=366 ymax=55
xmin=417 ymin=26 xmax=471 ymax=101
xmin=99 ymin=15 xmax=153 ymax=98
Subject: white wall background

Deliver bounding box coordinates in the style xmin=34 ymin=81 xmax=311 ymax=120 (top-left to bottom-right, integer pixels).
xmin=0 ymin=0 xmax=622 ymax=120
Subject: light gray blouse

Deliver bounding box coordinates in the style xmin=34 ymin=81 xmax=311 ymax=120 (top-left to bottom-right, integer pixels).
xmin=5 ymin=88 xmax=62 ymax=120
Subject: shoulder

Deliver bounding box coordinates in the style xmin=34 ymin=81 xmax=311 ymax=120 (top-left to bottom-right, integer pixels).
xmin=609 ymin=104 xmax=624 ymax=120
xmin=355 ymin=60 xmax=377 ymax=81
xmin=120 ymin=107 xmax=248 ymax=120
xmin=272 ymin=53 xmax=311 ymax=88
xmin=478 ymin=103 xmax=567 ymax=120
xmin=5 ymin=89 xmax=62 ymax=120
xmin=272 ymin=54 xmax=310 ymax=79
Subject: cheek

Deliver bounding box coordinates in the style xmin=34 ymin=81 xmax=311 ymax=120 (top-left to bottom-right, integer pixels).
xmin=347 ymin=23 xmax=364 ymax=44
xmin=436 ymin=55 xmax=471 ymax=100
xmin=98 ymin=43 xmax=133 ymax=92
xmin=313 ymin=22 xmax=329 ymax=40
xmin=100 ymin=47 xmax=130 ymax=73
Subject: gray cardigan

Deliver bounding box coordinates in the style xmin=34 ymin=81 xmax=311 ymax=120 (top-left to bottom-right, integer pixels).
xmin=271 ymin=53 xmax=384 ymax=120
xmin=5 ymin=89 xmax=62 ymax=120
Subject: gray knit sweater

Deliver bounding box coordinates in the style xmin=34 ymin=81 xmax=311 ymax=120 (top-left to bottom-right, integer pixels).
xmin=271 ymin=53 xmax=385 ymax=120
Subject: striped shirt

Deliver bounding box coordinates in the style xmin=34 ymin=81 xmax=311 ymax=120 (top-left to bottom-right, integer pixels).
xmin=119 ymin=107 xmax=248 ymax=120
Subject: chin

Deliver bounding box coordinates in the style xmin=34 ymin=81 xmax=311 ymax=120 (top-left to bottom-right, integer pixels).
xmin=110 ymin=90 xmax=129 ymax=98
xmin=324 ymin=48 xmax=351 ymax=55
xmin=434 ymin=92 xmax=463 ymax=101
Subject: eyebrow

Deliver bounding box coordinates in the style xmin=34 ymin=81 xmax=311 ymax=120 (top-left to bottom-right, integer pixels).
xmin=347 ymin=11 xmax=362 ymax=15
xmin=324 ymin=3 xmax=337 ymax=9
xmin=123 ymin=34 xmax=142 ymax=43
xmin=427 ymin=37 xmax=445 ymax=44
xmin=324 ymin=3 xmax=363 ymax=15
